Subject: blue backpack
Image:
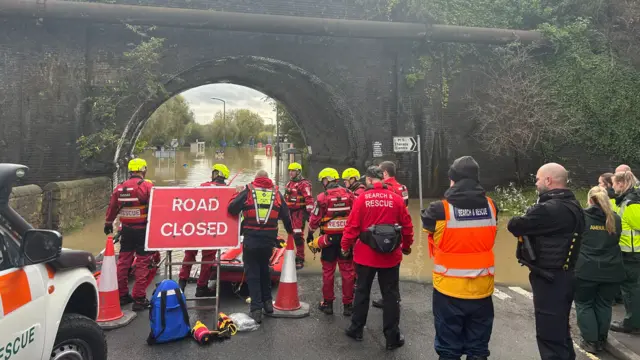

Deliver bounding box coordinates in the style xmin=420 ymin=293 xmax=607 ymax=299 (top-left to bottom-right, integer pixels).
xmin=146 ymin=279 xmax=191 ymax=345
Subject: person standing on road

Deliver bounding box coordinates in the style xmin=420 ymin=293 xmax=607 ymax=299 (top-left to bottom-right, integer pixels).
xmin=104 ymin=158 xmax=156 ymax=312
xmin=342 ymin=166 xmax=413 ymax=350
xmin=609 ymin=171 xmax=640 ymax=334
xmin=421 ymin=156 xmax=498 ymax=360
xmin=178 ymin=163 xmax=229 ymax=297
xmin=372 ymin=160 xmax=410 ymax=309
xmin=307 ymin=167 xmax=356 ymax=316
xmin=228 ymin=170 xmax=294 ymax=324
xmin=284 ymin=162 xmax=314 ymax=269
xmin=574 ymin=186 xmax=624 ymax=354
xmin=342 ymin=168 xmax=366 ymax=198
xmin=507 ymin=163 xmax=585 ymax=360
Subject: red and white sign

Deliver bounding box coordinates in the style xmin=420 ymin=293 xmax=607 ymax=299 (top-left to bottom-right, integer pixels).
xmin=145 ymin=187 xmax=241 ymax=251
xmin=265 ymin=144 xmax=273 ymax=157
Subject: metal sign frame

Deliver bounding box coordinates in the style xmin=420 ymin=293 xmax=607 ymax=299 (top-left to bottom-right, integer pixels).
xmin=393 ymin=135 xmax=423 ymax=210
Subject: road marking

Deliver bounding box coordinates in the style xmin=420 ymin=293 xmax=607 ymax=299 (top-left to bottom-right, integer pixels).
xmin=573 ymin=341 xmax=600 ymax=360
xmin=493 ymin=288 xmax=511 ymax=300
xmin=508 ymin=286 xmax=534 ymax=300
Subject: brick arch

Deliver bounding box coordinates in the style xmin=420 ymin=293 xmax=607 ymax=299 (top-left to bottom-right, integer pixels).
xmin=113 ymin=55 xmax=366 ymax=179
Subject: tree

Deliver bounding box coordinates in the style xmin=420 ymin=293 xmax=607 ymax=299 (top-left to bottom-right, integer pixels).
xmin=137 ymin=95 xmax=195 ymax=148
xmin=468 ymin=45 xmax=578 ymax=183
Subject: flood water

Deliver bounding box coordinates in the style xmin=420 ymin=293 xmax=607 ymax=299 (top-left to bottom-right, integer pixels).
xmin=62 ymin=147 xmax=531 ymax=287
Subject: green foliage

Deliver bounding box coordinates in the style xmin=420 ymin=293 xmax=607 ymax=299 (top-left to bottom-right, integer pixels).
xmin=182 ymin=108 xmax=273 ymax=146
xmin=77 ymin=25 xmax=167 ymax=161
xmin=274 ymin=102 xmax=306 ymax=149
xmin=137 ymin=95 xmax=195 ymax=148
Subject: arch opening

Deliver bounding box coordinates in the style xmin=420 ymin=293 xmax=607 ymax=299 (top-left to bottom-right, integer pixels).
xmin=114 ymin=56 xmax=366 ymax=180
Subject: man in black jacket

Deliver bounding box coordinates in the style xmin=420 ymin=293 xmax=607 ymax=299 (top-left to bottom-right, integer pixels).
xmin=508 ymin=163 xmax=585 ymax=360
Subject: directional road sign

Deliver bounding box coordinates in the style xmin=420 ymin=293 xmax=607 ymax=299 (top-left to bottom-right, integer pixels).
xmin=170 ymin=138 xmax=179 ymax=148
xmin=393 ymin=136 xmax=417 ymax=153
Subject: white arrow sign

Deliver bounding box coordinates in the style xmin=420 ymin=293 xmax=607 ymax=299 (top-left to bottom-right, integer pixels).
xmin=393 ymin=136 xmax=417 ymax=153
xmin=170 ymin=138 xmax=179 ymax=148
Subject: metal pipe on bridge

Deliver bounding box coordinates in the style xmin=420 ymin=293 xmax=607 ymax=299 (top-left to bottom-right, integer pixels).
xmin=0 ymin=0 xmax=542 ymax=44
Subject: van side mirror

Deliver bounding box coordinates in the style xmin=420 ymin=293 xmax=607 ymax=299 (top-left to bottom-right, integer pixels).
xmin=21 ymin=229 xmax=62 ymax=265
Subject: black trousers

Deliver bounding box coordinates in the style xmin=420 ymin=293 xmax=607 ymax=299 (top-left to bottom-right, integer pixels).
xmin=350 ymin=263 xmax=401 ymax=342
xmin=530 ymin=270 xmax=576 ymax=360
xmin=433 ymin=289 xmax=494 ymax=359
xmin=243 ymin=246 xmax=273 ymax=312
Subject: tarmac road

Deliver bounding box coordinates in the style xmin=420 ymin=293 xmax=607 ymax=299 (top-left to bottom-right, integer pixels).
xmin=105 ymin=273 xmax=616 ymax=360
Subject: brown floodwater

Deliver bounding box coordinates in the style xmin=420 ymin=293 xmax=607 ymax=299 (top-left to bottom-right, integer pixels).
xmin=62 ymin=147 xmax=531 ymax=287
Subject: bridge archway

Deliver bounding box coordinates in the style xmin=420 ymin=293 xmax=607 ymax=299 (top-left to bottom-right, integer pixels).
xmin=114 ymin=56 xmax=365 ymax=178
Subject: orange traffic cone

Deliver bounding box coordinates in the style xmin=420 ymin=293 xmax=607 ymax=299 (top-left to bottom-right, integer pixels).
xmin=96 ymin=235 xmax=137 ymax=330
xmin=267 ymin=235 xmax=310 ymax=318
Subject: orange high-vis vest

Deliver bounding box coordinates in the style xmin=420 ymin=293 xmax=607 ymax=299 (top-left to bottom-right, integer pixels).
xmin=432 ymin=198 xmax=497 ymax=278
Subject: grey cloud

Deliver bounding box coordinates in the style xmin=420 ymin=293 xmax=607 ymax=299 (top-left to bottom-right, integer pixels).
xmin=181 ymin=84 xmax=276 ymax=124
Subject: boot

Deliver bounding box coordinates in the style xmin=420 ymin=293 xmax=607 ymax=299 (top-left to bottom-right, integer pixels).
xmin=345 ymin=327 xmax=363 ymax=341
xmin=263 ymin=301 xmax=274 ymax=314
xmin=579 ymin=339 xmax=599 ymax=354
xmin=178 ymin=279 xmax=187 ymax=292
xmin=466 ymin=356 xmax=488 ymax=360
xmin=132 ymin=297 xmax=151 ymax=312
xmin=195 ymin=286 xmax=216 ymax=298
xmin=610 ymin=320 xmax=640 ymax=334
xmin=119 ymin=294 xmax=134 ymax=306
xmin=386 ymin=333 xmax=405 ymax=350
xmin=250 ymin=309 xmax=263 ymax=324
xmin=343 ymin=303 xmax=353 ymax=316
xmin=295 ymin=257 xmax=304 ymax=270
xmin=318 ymin=300 xmax=333 ymax=315
xmin=372 ymin=298 xmax=384 ymax=308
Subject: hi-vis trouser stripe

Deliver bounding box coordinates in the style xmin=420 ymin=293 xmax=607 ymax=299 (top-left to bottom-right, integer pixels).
xmin=0 ymin=266 xmax=50 ymax=319
xmin=434 ymin=203 xmax=497 ymax=278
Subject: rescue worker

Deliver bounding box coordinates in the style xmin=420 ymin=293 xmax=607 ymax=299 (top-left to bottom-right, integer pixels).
xmin=373 ymin=160 xmax=409 ymax=309
xmin=508 ymin=163 xmax=586 ymax=360
xmin=178 ymin=163 xmax=229 ymax=297
xmin=284 ymin=162 xmax=314 ymax=269
xmin=609 ymin=171 xmax=640 ymax=334
xmin=574 ymin=186 xmax=624 ymax=353
xmin=228 ymin=170 xmax=294 ymax=324
xmin=615 ymin=164 xmax=640 ymax=187
xmin=104 ymin=158 xmax=156 ymax=311
xmin=342 ymin=166 xmax=414 ymax=350
xmin=307 ymin=168 xmax=356 ymax=316
xmin=422 ymin=156 xmax=498 ymax=360
xmin=342 ymin=168 xmax=366 ymax=198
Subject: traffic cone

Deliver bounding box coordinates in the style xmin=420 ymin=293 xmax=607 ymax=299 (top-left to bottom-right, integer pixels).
xmin=267 ymin=235 xmax=310 ymax=318
xmin=96 ymin=235 xmax=137 ymax=330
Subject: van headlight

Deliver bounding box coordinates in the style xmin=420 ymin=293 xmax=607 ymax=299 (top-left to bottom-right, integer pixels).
xmin=16 ymin=169 xmax=26 ymax=178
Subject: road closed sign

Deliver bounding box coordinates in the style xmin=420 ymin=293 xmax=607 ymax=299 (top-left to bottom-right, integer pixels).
xmin=145 ymin=187 xmax=241 ymax=251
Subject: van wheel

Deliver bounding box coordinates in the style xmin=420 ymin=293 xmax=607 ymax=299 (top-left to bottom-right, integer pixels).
xmin=50 ymin=313 xmax=107 ymax=360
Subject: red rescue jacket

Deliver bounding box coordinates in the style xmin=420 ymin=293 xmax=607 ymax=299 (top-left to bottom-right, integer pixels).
xmin=285 ymin=178 xmax=314 ymax=213
xmin=105 ymin=176 xmax=154 ymax=229
xmin=341 ymin=182 xmax=414 ymax=268
xmin=309 ymin=183 xmax=355 ymax=235
xmin=201 ymin=178 xmax=227 ymax=187
xmin=384 ymin=177 xmax=409 ymax=207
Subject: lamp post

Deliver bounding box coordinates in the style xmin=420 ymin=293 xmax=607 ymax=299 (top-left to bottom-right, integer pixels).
xmin=211 ymin=97 xmax=226 ymax=144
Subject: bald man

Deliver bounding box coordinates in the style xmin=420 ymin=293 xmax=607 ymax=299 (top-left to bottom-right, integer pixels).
xmin=615 ymin=164 xmax=640 ymax=187
xmin=507 ymin=163 xmax=586 ymax=360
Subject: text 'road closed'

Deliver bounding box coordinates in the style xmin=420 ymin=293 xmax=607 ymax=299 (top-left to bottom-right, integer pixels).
xmin=146 ymin=187 xmax=241 ymax=250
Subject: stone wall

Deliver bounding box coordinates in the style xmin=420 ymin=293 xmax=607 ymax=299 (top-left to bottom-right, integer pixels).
xmin=42 ymin=177 xmax=112 ymax=231
xmin=8 ymin=177 xmax=112 ymax=231
xmin=9 ymin=185 xmax=44 ymax=228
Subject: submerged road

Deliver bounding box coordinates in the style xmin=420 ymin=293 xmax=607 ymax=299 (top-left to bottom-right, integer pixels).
xmin=105 ymin=274 xmax=615 ymax=360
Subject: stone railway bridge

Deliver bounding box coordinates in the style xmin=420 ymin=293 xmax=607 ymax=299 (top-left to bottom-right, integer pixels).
xmin=0 ymin=0 xmax=546 ymax=196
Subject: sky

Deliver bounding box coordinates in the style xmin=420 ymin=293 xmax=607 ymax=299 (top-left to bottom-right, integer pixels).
xmin=180 ymin=84 xmax=277 ymax=125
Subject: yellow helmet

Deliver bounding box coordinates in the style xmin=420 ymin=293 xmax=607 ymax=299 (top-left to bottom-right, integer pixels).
xmin=212 ymin=163 xmax=230 ymax=179
xmin=128 ymin=158 xmax=148 ymax=172
xmin=288 ymin=162 xmax=302 ymax=171
xmin=318 ymin=167 xmax=340 ymax=182
xmin=341 ymin=168 xmax=361 ymax=180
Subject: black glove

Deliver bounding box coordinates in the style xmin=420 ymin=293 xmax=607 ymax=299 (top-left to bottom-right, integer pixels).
xmin=104 ymin=223 xmax=113 ymax=235
xmin=341 ymin=247 xmax=351 ymax=258
xmin=402 ymin=247 xmax=412 ymax=256
xmin=306 ymin=232 xmax=314 ymax=244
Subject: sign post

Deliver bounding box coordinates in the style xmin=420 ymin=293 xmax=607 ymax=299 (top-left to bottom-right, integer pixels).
xmin=393 ymin=136 xmax=423 ymax=210
xmin=145 ymin=186 xmax=241 ymax=328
